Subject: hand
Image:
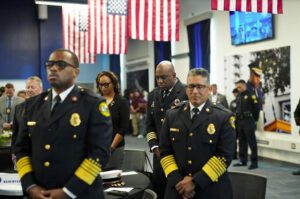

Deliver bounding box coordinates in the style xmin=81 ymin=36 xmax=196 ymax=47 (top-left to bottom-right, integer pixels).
xmin=153 ymin=148 xmax=160 ymax=158
xmin=42 ymin=188 xmax=70 ymax=199
xmin=27 ymin=185 xmax=48 ymax=199
xmin=3 ymin=122 xmax=12 ymax=129
xmin=175 ymin=176 xmax=196 ymax=199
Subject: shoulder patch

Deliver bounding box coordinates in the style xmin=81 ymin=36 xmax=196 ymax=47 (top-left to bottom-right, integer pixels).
xmin=229 ymin=116 xmax=236 ymax=129
xmin=99 ymin=102 xmax=110 ymax=117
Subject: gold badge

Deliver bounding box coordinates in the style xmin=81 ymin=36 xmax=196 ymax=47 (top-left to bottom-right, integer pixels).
xmin=252 ymin=95 xmax=257 ymax=100
xmin=207 ymin=123 xmax=216 ymax=135
xmin=99 ymin=102 xmax=110 ymax=117
xmin=70 ymin=113 xmax=81 ymax=127
xmin=244 ymin=95 xmax=248 ymax=100
xmin=229 ymin=116 xmax=236 ymax=129
xmin=6 ymin=108 xmax=11 ymax=114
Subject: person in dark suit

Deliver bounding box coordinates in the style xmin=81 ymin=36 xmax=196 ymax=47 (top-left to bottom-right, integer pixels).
xmin=209 ymin=84 xmax=229 ymax=108
xmin=12 ymin=49 xmax=112 ymax=199
xmin=96 ymin=71 xmax=129 ymax=170
xmin=0 ymin=83 xmax=24 ymax=133
xmin=159 ymin=68 xmax=235 ymax=199
xmin=229 ymin=88 xmax=239 ymax=159
xmin=11 ymin=76 xmax=43 ymax=170
xmin=234 ymin=79 xmax=259 ymax=170
xmin=293 ymin=99 xmax=300 ymax=175
xmin=146 ymin=60 xmax=187 ymax=199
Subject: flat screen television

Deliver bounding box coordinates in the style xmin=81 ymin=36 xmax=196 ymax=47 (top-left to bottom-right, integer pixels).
xmin=229 ymin=11 xmax=274 ymax=45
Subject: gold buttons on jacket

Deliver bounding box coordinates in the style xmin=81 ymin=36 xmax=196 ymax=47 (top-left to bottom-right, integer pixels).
xmin=188 ymin=147 xmax=192 ymax=151
xmin=73 ymin=134 xmax=77 ymax=139
xmin=44 ymin=144 xmax=51 ymax=150
xmin=188 ymin=173 xmax=192 ymax=176
xmin=209 ymin=140 xmax=213 ymax=143
xmin=172 ymin=137 xmax=175 ymax=141
xmin=161 ymin=119 xmax=164 ymax=122
xmin=188 ymin=160 xmax=192 ymax=165
xmin=189 ymin=133 xmax=193 ymax=137
xmin=161 ymin=108 xmax=164 ymax=112
xmin=44 ymin=161 xmax=50 ymax=167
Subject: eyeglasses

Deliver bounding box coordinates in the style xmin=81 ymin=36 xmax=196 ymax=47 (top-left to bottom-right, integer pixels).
xmin=187 ymin=84 xmax=208 ymax=91
xmin=45 ymin=60 xmax=77 ymax=70
xmin=98 ymin=82 xmax=111 ymax=88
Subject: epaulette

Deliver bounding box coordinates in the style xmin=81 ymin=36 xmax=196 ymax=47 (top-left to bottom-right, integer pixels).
xmin=212 ymin=104 xmax=232 ymax=113
xmin=172 ymin=100 xmax=188 ymax=109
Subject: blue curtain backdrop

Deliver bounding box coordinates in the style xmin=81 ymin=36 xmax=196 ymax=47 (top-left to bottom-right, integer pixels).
xmin=187 ymin=20 xmax=210 ymax=72
xmin=154 ymin=41 xmax=171 ymax=69
xmin=110 ymin=55 xmax=121 ymax=81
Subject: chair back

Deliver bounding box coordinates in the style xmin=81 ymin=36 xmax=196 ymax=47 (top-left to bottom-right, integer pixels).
xmin=229 ymin=171 xmax=267 ymax=199
xmin=122 ymin=149 xmax=152 ymax=172
xmin=142 ymin=189 xmax=157 ymax=199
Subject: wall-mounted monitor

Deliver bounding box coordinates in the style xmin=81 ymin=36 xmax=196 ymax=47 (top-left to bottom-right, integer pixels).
xmin=229 ymin=11 xmax=274 ymax=46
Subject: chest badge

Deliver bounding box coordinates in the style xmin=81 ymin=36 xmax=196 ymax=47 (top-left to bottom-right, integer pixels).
xmin=207 ymin=123 xmax=216 ymax=135
xmin=70 ymin=113 xmax=81 ymax=127
xmin=99 ymin=102 xmax=110 ymax=117
xmin=244 ymin=95 xmax=248 ymax=100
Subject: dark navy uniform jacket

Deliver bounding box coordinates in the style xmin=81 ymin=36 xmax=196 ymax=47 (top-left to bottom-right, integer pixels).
xmin=146 ymin=79 xmax=187 ymax=149
xmin=12 ymin=86 xmax=112 ymax=199
xmin=159 ymin=100 xmax=236 ymax=199
xmin=236 ymin=90 xmax=259 ymax=122
xmin=247 ymin=81 xmax=263 ymax=111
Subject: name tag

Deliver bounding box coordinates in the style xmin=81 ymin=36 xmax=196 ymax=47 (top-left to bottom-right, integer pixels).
xmin=170 ymin=128 xmax=180 ymax=132
xmin=27 ymin=121 xmax=36 ymax=126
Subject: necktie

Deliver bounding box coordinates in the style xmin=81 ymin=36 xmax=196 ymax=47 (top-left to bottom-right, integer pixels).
xmin=192 ymin=108 xmax=200 ymax=121
xmin=162 ymin=90 xmax=169 ymax=101
xmin=7 ymin=97 xmax=12 ymax=123
xmin=51 ymin=95 xmax=61 ymax=115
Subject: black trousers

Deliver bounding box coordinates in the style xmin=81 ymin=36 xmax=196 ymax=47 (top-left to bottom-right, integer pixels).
xmin=236 ymin=117 xmax=258 ymax=164
xmin=152 ymin=155 xmax=167 ymax=199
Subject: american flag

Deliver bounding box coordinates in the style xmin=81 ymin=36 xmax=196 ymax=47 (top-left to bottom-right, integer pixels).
xmin=211 ymin=0 xmax=283 ymax=14
xmin=88 ymin=0 xmax=128 ymax=55
xmin=62 ymin=5 xmax=96 ymax=63
xmin=128 ymin=0 xmax=180 ymax=41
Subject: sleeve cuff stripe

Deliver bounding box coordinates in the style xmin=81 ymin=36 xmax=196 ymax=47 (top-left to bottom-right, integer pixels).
xmin=83 ymin=159 xmax=102 ymax=173
xmin=18 ymin=165 xmax=33 ymax=179
xmin=202 ymin=164 xmax=218 ymax=182
xmin=211 ymin=156 xmax=226 ymax=170
xmin=16 ymin=156 xmax=31 ymax=167
xmin=161 ymin=158 xmax=176 ymax=164
xmin=161 ymin=162 xmax=176 ymax=170
xmin=207 ymin=162 xmax=223 ymax=176
xmin=62 ymin=187 xmax=76 ymax=199
xmin=75 ymin=167 xmax=97 ymax=185
xmin=210 ymin=158 xmax=225 ymax=172
xmin=81 ymin=163 xmax=101 ymax=177
xmin=163 ymin=164 xmax=179 ymax=177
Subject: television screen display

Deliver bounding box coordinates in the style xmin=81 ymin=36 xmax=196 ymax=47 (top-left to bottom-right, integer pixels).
xmin=229 ymin=11 xmax=274 ymax=45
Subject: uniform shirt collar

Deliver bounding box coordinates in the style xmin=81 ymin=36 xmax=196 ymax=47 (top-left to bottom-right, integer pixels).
xmin=52 ymin=85 xmax=75 ymax=103
xmin=189 ymin=101 xmax=206 ymax=117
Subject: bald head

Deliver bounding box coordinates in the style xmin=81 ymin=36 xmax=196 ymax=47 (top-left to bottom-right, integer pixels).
xmin=155 ymin=60 xmax=177 ymax=90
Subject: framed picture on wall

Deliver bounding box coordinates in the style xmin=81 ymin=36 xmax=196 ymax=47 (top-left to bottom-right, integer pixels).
xmin=126 ymin=69 xmax=149 ymax=92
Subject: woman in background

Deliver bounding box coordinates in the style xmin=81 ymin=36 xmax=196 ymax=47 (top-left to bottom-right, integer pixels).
xmin=96 ymin=71 xmax=129 ymax=169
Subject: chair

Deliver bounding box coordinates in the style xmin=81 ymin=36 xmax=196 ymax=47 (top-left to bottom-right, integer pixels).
xmin=122 ymin=149 xmax=152 ymax=172
xmin=142 ymin=189 xmax=157 ymax=199
xmin=229 ymin=171 xmax=267 ymax=199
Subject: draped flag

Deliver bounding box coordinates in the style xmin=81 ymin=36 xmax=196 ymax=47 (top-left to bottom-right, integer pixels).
xmin=128 ymin=0 xmax=180 ymax=41
xmin=211 ymin=0 xmax=283 ymax=14
xmin=88 ymin=0 xmax=128 ymax=55
xmin=62 ymin=5 xmax=96 ymax=63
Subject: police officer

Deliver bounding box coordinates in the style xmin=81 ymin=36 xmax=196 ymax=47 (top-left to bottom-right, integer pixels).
xmin=229 ymin=88 xmax=239 ymax=159
xmin=146 ymin=60 xmax=187 ymax=198
xmin=13 ymin=49 xmax=112 ymax=199
xmin=234 ymin=79 xmax=259 ymax=170
xmin=159 ymin=68 xmax=235 ymax=199
xmin=247 ymin=61 xmax=263 ymax=111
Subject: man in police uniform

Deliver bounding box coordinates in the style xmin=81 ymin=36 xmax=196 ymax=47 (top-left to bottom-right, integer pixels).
xmin=234 ymin=79 xmax=259 ymax=169
xmin=13 ymin=49 xmax=112 ymax=199
xmin=159 ymin=68 xmax=235 ymax=199
xmin=146 ymin=60 xmax=187 ymax=198
xmin=247 ymin=61 xmax=264 ymax=112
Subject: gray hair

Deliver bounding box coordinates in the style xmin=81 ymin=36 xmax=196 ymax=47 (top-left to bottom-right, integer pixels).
xmin=187 ymin=68 xmax=210 ymax=83
xmin=26 ymin=76 xmax=43 ymax=90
